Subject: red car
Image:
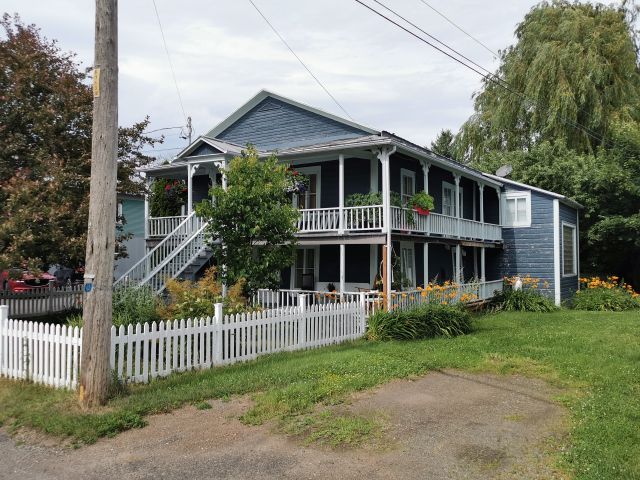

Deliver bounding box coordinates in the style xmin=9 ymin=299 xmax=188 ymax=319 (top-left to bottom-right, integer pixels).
xmin=1 ymin=269 xmax=57 ymax=292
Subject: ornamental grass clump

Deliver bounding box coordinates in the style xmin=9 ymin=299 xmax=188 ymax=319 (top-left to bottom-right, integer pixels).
xmin=366 ymin=303 xmax=472 ymax=341
xmin=493 ymin=275 xmax=557 ymax=312
xmin=572 ymin=276 xmax=640 ymax=311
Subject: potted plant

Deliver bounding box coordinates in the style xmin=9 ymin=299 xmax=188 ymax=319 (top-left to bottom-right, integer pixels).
xmin=410 ymin=191 xmax=435 ymax=216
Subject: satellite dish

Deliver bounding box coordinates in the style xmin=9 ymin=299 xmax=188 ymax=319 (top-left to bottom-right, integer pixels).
xmin=495 ymin=164 xmax=513 ymax=178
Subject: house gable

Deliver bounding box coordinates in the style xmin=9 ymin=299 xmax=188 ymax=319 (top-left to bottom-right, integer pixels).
xmin=207 ymin=92 xmax=377 ymax=151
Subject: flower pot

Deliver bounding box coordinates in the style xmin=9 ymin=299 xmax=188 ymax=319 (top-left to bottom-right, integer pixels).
xmin=414 ymin=206 xmax=430 ymax=216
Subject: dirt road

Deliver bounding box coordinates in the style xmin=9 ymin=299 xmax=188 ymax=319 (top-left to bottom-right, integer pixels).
xmin=0 ymin=370 xmax=567 ymax=479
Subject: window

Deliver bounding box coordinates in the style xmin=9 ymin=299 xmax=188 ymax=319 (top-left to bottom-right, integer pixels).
xmin=400 ymin=242 xmax=416 ymax=288
xmin=442 ymin=181 xmax=463 ymax=217
xmin=502 ymin=191 xmax=531 ymax=227
xmin=400 ymin=169 xmax=416 ymax=205
xmin=294 ymin=248 xmax=316 ymax=290
xmin=562 ymin=222 xmax=577 ymax=276
xmin=296 ymin=166 xmax=320 ymax=209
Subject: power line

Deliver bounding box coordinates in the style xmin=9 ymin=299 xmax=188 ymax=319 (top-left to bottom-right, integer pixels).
xmin=143 ymin=126 xmax=184 ymax=134
xmin=151 ymin=0 xmax=188 ymax=125
xmin=247 ymin=0 xmax=354 ymax=121
xmin=417 ymin=0 xmax=500 ymax=60
xmin=355 ymin=0 xmax=607 ymax=147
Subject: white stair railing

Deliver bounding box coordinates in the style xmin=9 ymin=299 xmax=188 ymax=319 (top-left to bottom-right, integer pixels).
xmin=114 ymin=212 xmax=209 ymax=292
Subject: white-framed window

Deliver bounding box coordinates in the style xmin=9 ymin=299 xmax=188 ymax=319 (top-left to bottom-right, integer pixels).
xmin=502 ymin=191 xmax=531 ymax=227
xmin=562 ymin=222 xmax=577 ymax=277
xmin=293 ymin=247 xmax=317 ymax=290
xmin=295 ymin=166 xmax=321 ymax=209
xmin=400 ymin=169 xmax=416 ymax=205
xmin=400 ymin=241 xmax=416 ymax=288
xmin=442 ymin=181 xmax=463 ymax=217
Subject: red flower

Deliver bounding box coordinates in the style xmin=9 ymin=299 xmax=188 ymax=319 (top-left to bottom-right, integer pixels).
xmin=164 ymin=184 xmax=171 ymax=191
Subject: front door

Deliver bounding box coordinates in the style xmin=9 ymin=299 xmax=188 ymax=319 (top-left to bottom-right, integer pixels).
xmin=297 ymin=167 xmax=320 ymax=210
xmin=294 ymin=247 xmax=316 ymax=290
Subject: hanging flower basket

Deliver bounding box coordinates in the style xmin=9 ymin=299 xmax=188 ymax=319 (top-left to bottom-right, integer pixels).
xmin=410 ymin=191 xmax=435 ymax=216
xmin=414 ymin=206 xmax=431 ymax=216
xmin=285 ymin=167 xmax=310 ymax=195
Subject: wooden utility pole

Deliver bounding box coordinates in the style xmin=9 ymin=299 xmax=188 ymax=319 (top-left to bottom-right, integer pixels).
xmin=79 ymin=0 xmax=118 ymax=408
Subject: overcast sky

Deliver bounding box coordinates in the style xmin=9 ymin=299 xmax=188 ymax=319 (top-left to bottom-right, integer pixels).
xmin=3 ymin=0 xmax=539 ymax=157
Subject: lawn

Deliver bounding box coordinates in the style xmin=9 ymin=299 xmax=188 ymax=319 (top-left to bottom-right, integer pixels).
xmin=1 ymin=310 xmax=639 ymax=479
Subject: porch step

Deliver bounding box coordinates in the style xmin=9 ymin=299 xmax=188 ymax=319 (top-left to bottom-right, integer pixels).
xmin=178 ymin=247 xmax=214 ymax=282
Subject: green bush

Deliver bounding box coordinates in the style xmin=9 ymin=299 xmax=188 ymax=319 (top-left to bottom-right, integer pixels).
xmin=571 ymin=287 xmax=640 ymax=311
xmin=493 ymin=288 xmax=557 ymax=312
xmin=367 ymin=303 xmax=472 ymax=341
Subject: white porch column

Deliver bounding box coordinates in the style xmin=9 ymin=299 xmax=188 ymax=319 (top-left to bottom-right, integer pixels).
xmin=423 ymin=242 xmax=429 ymax=286
xmin=454 ymin=174 xmax=461 ymax=238
xmin=455 ymin=244 xmax=462 ymax=284
xmin=370 ymin=157 xmax=378 ymax=192
xmin=339 ymin=243 xmax=346 ymax=294
xmin=421 ymin=161 xmax=430 ymax=194
xmin=143 ymin=174 xmax=151 ymax=239
xmin=377 ymin=147 xmax=395 ymax=303
xmin=480 ymin=247 xmax=486 ymax=282
xmin=187 ymin=164 xmax=193 ymax=215
xmin=221 ymin=159 xmax=228 ymax=191
xmin=338 ymin=153 xmax=345 ymax=233
xmin=495 ymin=187 xmax=502 ymax=225
xmin=479 ymin=183 xmax=485 ymax=223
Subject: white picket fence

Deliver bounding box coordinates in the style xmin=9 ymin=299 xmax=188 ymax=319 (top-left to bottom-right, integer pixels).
xmin=0 ymin=296 xmax=366 ymax=389
xmin=0 ymin=283 xmax=83 ymax=319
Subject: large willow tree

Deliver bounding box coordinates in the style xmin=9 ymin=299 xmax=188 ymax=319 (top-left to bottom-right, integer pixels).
xmin=457 ymin=0 xmax=640 ymax=162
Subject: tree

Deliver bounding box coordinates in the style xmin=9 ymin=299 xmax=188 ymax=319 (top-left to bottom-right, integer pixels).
xmin=457 ymin=1 xmax=640 ymax=162
xmin=430 ymin=129 xmax=457 ymax=160
xmin=196 ymin=147 xmax=299 ymax=295
xmin=0 ymin=14 xmax=160 ymax=271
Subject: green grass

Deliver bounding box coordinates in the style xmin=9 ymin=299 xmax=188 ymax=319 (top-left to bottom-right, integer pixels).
xmin=0 ymin=310 xmax=639 ymax=478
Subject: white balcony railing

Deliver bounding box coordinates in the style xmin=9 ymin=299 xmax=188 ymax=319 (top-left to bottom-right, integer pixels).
xmin=148 ymin=215 xmax=187 ymax=238
xmin=297 ymin=205 xmax=383 ymax=233
xmin=390 ymin=207 xmax=502 ymax=242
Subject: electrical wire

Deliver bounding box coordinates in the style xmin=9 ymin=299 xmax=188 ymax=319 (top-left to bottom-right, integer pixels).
xmin=152 ymin=0 xmax=188 ymax=125
xmin=247 ymin=0 xmax=354 ymax=121
xmin=355 ymin=0 xmax=608 ymax=147
xmin=417 ymin=0 xmax=500 ymax=59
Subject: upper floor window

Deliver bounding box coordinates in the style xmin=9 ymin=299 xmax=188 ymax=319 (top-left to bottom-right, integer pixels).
xmin=400 ymin=169 xmax=415 ymax=205
xmin=442 ymin=181 xmax=463 ymax=217
xmin=562 ymin=222 xmax=577 ymax=276
xmin=296 ymin=166 xmax=320 ymax=209
xmin=502 ymin=191 xmax=531 ymax=227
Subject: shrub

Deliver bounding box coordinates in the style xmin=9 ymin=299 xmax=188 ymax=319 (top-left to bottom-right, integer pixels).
xmin=572 ymin=277 xmax=640 ymax=311
xmin=493 ymin=288 xmax=557 ymax=312
xmin=367 ymin=303 xmax=472 ymax=341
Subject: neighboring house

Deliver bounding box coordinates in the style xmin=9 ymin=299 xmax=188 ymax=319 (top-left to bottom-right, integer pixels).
xmin=119 ymin=90 xmax=581 ymax=305
xmin=114 ymin=194 xmax=146 ymax=280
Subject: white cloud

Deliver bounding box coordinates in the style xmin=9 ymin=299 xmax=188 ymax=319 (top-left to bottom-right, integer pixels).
xmin=3 ymin=0 xmax=536 ymax=154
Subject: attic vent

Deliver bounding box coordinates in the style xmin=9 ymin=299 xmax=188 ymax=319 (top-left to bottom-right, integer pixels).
xmin=257 ymin=101 xmax=282 ymax=112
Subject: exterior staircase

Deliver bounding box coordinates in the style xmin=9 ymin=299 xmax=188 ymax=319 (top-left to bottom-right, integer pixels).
xmin=114 ymin=212 xmax=212 ymax=293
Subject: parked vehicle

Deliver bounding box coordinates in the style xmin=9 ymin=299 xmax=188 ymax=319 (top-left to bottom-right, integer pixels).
xmin=1 ymin=269 xmax=57 ymax=292
xmin=53 ymin=266 xmax=85 ymax=287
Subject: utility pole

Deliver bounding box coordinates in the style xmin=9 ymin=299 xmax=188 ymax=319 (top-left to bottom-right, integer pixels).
xmin=186 ymin=116 xmax=193 ymax=144
xmin=79 ymin=0 xmax=118 ymax=408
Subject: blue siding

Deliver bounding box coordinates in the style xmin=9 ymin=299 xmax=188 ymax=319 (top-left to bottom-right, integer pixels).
xmin=559 ymin=203 xmax=579 ymax=301
xmin=499 ymin=186 xmax=556 ymax=298
xmin=120 ymin=198 xmax=144 ymax=237
xmin=217 ymin=98 xmax=368 ymax=151
xmin=190 ymin=143 xmax=220 ymax=156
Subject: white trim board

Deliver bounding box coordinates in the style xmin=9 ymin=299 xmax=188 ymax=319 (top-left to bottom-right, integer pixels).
xmin=483 ymin=173 xmax=583 ymax=209
xmin=561 ymin=221 xmax=578 ymax=277
xmin=553 ymin=199 xmax=561 ymax=305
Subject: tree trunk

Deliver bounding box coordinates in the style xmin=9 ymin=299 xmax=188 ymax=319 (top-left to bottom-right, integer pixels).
xmin=79 ymin=0 xmax=118 ymax=408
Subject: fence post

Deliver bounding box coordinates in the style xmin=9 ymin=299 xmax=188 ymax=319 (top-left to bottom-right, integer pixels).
xmin=298 ymin=294 xmax=307 ymax=349
xmin=0 ymin=304 xmax=7 ymax=323
xmin=47 ymin=280 xmax=54 ymax=316
xmin=214 ymin=303 xmax=223 ymax=365
xmin=359 ymin=293 xmax=367 ymax=335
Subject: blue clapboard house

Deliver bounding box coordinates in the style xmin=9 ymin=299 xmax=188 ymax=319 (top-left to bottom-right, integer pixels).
xmin=119 ymin=90 xmax=581 ymax=305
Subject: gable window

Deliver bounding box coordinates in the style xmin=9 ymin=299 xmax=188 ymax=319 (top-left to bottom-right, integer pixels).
xmin=442 ymin=181 xmax=463 ymax=217
xmin=400 ymin=169 xmax=416 ymax=205
xmin=562 ymin=222 xmax=577 ymax=276
xmin=502 ymin=191 xmax=531 ymax=227
xmin=296 ymin=166 xmax=320 ymax=209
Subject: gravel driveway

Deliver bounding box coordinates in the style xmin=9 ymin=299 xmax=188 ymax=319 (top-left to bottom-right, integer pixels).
xmin=0 ymin=370 xmax=568 ymax=480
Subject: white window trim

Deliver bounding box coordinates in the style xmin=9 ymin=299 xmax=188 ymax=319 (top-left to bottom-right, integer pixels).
xmin=562 ymin=221 xmax=577 ymax=277
xmin=501 ymin=190 xmax=531 ymax=228
xmin=400 ymin=241 xmax=416 ymax=288
xmin=295 ymin=165 xmax=321 ymax=209
xmin=442 ymin=181 xmax=463 ymax=217
xmin=400 ymin=168 xmax=416 ymax=205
